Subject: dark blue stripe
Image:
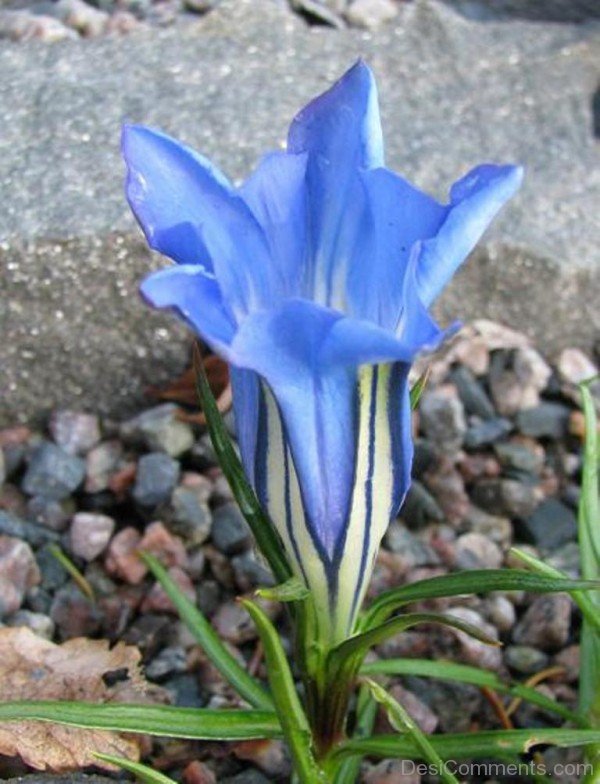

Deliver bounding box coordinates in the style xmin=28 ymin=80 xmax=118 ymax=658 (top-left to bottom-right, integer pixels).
xmin=282 ymin=436 xmax=308 ymax=585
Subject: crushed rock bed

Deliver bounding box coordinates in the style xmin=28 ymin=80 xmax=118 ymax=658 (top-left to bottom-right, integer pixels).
xmin=0 ymin=322 xmax=598 ymax=782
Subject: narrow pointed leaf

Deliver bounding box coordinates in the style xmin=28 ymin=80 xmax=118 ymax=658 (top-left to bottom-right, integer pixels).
xmin=240 ymin=599 xmax=326 ymax=784
xmin=256 ymin=577 xmax=310 ymax=602
xmin=410 ymin=368 xmax=430 ymax=410
xmin=362 ymin=569 xmax=600 ymax=629
xmin=140 ymin=551 xmax=273 ymax=711
xmin=365 ymin=678 xmax=459 ymax=784
xmin=194 ymin=347 xmax=292 ymax=584
xmin=0 ymin=701 xmax=282 ymax=740
xmin=94 ymin=753 xmax=179 ymax=784
xmin=328 ymin=612 xmax=498 ymax=693
xmin=510 ymin=547 xmax=600 ymax=631
xmin=361 ymin=658 xmax=583 ymax=725
xmin=335 ymin=728 xmax=600 ymax=762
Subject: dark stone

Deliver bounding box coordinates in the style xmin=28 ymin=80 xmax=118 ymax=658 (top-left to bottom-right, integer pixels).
xmin=165 ymin=673 xmax=205 ymax=708
xmin=516 ymin=402 xmax=571 ymax=439
xmin=443 ymin=0 xmax=600 ymax=23
xmin=5 ymin=776 xmax=119 ymax=784
xmin=220 ymin=771 xmax=272 ymax=784
xmin=165 ymin=486 xmax=213 ymax=546
xmin=400 ymin=480 xmax=445 ymax=528
xmin=383 ymin=521 xmax=441 ymax=566
xmin=471 ymin=478 xmax=539 ymax=518
xmin=196 ymin=579 xmax=221 ymax=617
xmin=516 ymin=498 xmax=578 ymax=551
xmin=404 ymin=675 xmax=482 ymax=734
xmin=132 ymin=452 xmax=180 ymax=507
xmin=122 ymin=613 xmax=171 ymax=658
xmin=0 ymin=510 xmax=61 ymax=548
xmin=145 ymin=645 xmax=188 ymax=681
xmin=231 ymin=552 xmax=275 ymax=591
xmin=36 ymin=544 xmax=69 ymax=591
xmin=211 ymin=502 xmax=252 ymax=555
xmin=505 ymin=645 xmax=549 ymax=675
xmin=21 ymin=442 xmax=85 ymax=501
xmin=412 ymin=438 xmax=437 ymax=479
xmin=450 ymin=365 xmax=496 ymax=419
xmin=513 ymin=594 xmax=572 ymax=650
xmin=26 ymin=495 xmax=72 ymax=532
xmin=494 ymin=441 xmax=544 ymax=475
xmin=464 ymin=417 xmax=512 ymax=449
xmin=120 ymin=403 xmax=194 ymax=457
xmin=50 ymin=584 xmax=103 ymax=640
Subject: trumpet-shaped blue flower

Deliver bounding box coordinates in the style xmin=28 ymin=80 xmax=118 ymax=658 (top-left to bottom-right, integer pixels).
xmin=122 ymin=62 xmax=522 ymax=644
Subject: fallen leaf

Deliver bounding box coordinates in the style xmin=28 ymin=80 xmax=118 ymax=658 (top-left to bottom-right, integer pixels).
xmin=148 ymin=350 xmax=231 ymax=424
xmin=0 ymin=627 xmax=168 ymax=772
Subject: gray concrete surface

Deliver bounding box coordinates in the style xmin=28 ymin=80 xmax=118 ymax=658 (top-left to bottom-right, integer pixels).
xmin=1 ymin=0 xmax=599 ymax=423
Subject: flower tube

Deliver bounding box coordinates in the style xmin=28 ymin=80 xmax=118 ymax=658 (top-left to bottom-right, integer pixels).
xmin=122 ymin=61 xmax=522 ymax=649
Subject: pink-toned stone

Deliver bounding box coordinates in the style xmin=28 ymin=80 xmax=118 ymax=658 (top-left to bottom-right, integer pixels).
xmin=386 ymin=684 xmax=438 ymax=734
xmin=140 ymin=566 xmax=195 ymax=613
xmin=70 ymin=511 xmax=115 ymax=561
xmin=233 ymin=738 xmax=290 ymax=777
xmin=104 ymin=526 xmax=145 ymax=584
xmin=0 ymin=536 xmax=41 ymax=617
xmin=182 ymin=760 xmax=217 ymax=784
xmin=138 ymin=521 xmax=189 ymax=570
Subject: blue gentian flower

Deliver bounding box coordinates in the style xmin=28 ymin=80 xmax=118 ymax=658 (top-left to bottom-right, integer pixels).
xmin=122 ymin=62 xmax=522 ymax=645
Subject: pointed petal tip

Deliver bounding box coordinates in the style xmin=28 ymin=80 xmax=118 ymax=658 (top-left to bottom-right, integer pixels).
xmin=450 ymin=162 xmax=524 ymax=204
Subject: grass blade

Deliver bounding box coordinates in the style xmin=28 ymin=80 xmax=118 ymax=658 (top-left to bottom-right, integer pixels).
xmin=365 ymin=678 xmax=459 ymax=784
xmin=335 ymin=728 xmax=600 ymax=762
xmin=94 ymin=753 xmax=178 ymax=783
xmin=140 ymin=551 xmax=273 ymax=711
xmin=361 ymin=658 xmax=583 ymax=725
xmin=0 ymin=701 xmax=282 ymax=740
xmin=362 ymin=569 xmax=600 ymax=629
xmin=240 ymin=599 xmax=326 ymax=784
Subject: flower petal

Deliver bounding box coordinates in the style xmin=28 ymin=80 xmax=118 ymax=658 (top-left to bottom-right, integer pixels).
xmin=122 ymin=125 xmax=274 ymax=317
xmin=287 ymin=61 xmax=384 ymax=308
xmin=228 ymin=297 xmax=445 ymax=560
xmin=230 ymin=300 xmax=356 ymax=560
xmin=346 ymin=168 xmax=447 ymax=329
xmin=140 ymin=265 xmax=235 ymax=356
xmin=230 ymin=367 xmax=260 ymax=488
xmin=416 ymin=164 xmax=524 ymax=307
xmin=239 ymin=151 xmax=308 ymax=299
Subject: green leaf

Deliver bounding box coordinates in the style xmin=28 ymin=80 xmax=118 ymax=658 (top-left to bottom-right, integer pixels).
xmin=362 ymin=568 xmax=600 ymax=629
xmin=510 ymin=547 xmax=600 ymax=631
xmin=256 ymin=577 xmax=310 ymax=602
xmin=334 ymin=728 xmax=600 ymax=762
xmin=328 ymin=611 xmax=499 ymax=700
xmin=48 ymin=544 xmax=95 ymax=601
xmin=240 ymin=599 xmax=326 ymax=784
xmin=194 ymin=348 xmax=291 ymax=584
xmin=0 ymin=701 xmax=282 ymax=740
xmin=361 ymin=658 xmax=583 ymax=725
xmin=139 ymin=552 xmax=273 ymax=711
xmin=364 ymin=678 xmax=459 ymax=784
xmin=579 ymin=378 xmax=600 ymax=580
xmin=410 ymin=368 xmax=430 ymax=410
xmin=94 ymin=753 xmax=179 ymax=784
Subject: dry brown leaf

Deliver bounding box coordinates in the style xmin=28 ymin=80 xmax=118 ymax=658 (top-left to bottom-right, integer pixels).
xmin=0 ymin=627 xmax=168 ymax=772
